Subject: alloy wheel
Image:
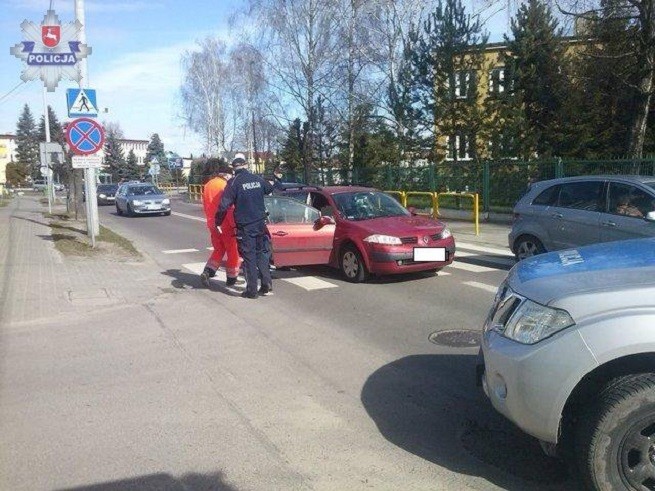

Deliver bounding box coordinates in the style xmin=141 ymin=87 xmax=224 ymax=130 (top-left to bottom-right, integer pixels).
xmin=619 ymin=419 xmax=655 ymax=490
xmin=342 ymin=251 xmax=359 ymax=278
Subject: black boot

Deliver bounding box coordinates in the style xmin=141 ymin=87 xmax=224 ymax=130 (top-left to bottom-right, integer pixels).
xmin=226 ymin=276 xmax=238 ymax=287
xmin=200 ymin=267 xmax=215 ymax=287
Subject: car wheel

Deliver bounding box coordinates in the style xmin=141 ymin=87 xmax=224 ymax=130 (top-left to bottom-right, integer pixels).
xmin=575 ymin=374 xmax=655 ymax=491
xmin=126 ymin=204 xmax=135 ymax=217
xmin=116 ymin=204 xmax=123 ymax=216
xmin=163 ymin=211 xmax=171 ymax=216
xmin=340 ymin=244 xmax=368 ymax=283
xmin=515 ymin=235 xmax=545 ymax=261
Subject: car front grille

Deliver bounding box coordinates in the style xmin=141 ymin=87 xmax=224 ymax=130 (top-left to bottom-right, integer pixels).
xmin=400 ymin=236 xmax=418 ymax=244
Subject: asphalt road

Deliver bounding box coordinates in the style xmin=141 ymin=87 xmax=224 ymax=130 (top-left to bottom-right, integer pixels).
xmin=89 ymin=195 xmax=577 ymax=490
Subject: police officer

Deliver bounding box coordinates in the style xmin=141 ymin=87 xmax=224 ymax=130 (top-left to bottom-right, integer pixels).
xmin=215 ymin=153 xmax=274 ymax=299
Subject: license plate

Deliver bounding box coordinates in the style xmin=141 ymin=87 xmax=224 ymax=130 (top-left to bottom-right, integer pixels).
xmin=413 ymin=247 xmax=447 ymax=262
xmin=147 ymin=204 xmax=160 ymax=210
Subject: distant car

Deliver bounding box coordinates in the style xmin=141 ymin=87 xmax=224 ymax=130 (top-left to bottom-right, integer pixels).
xmin=510 ymin=175 xmax=655 ymax=260
xmin=273 ymin=186 xmax=455 ymax=281
xmin=479 ymin=238 xmax=655 ymax=490
xmin=32 ymin=179 xmax=64 ymax=192
xmin=115 ymin=182 xmax=170 ymax=216
xmin=96 ymin=184 xmax=118 ymax=205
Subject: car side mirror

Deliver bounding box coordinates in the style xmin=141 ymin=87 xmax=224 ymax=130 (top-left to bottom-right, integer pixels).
xmin=646 ymin=211 xmax=655 ymax=222
xmin=408 ymin=206 xmax=418 ymax=216
xmin=314 ymin=215 xmax=335 ymax=230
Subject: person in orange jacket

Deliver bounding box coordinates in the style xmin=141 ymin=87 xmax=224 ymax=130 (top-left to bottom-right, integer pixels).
xmin=200 ymin=159 xmax=241 ymax=287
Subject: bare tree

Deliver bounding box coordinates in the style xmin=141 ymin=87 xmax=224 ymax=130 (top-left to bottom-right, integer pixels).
xmin=180 ymin=38 xmax=236 ymax=156
xmin=245 ymin=0 xmax=341 ymax=182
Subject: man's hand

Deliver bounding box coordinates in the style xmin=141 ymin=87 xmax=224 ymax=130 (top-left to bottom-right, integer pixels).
xmin=216 ymin=225 xmax=223 ymax=234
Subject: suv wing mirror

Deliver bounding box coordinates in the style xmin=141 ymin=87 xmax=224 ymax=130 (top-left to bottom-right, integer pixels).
xmin=646 ymin=211 xmax=655 ymax=222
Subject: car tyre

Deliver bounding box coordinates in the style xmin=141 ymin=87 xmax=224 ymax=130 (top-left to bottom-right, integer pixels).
xmin=163 ymin=211 xmax=171 ymax=216
xmin=575 ymin=374 xmax=655 ymax=491
xmin=116 ymin=204 xmax=123 ymax=216
xmin=340 ymin=244 xmax=368 ymax=283
xmin=126 ymin=204 xmax=135 ymax=217
xmin=515 ymin=235 xmax=545 ymax=261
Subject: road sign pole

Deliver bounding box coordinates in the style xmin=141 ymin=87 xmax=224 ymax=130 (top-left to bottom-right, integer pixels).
xmin=75 ymin=0 xmax=99 ymax=239
xmin=42 ymin=86 xmax=53 ymax=215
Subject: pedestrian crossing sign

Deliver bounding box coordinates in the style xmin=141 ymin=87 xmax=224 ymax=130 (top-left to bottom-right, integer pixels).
xmin=66 ymin=88 xmax=98 ymax=117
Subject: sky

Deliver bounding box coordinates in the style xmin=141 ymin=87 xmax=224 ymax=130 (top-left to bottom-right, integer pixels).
xmin=0 ymin=0 xmax=511 ymax=158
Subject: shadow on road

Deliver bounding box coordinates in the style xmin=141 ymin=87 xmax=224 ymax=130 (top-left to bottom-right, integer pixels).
xmin=56 ymin=471 xmax=237 ymax=491
xmin=161 ymin=269 xmax=243 ymax=297
xmin=361 ymin=354 xmax=576 ymax=490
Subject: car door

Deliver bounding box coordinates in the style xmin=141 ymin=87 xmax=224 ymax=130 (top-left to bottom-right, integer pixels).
xmin=544 ymin=180 xmax=603 ymax=250
xmin=600 ymin=181 xmax=655 ymax=242
xmin=265 ymin=196 xmax=335 ymax=267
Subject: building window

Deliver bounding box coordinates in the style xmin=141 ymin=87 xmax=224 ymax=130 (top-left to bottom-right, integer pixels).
xmin=447 ymin=134 xmax=472 ymax=161
xmin=488 ymin=134 xmax=516 ymax=158
xmin=454 ymin=71 xmax=475 ymax=99
xmin=488 ymin=67 xmax=513 ymax=96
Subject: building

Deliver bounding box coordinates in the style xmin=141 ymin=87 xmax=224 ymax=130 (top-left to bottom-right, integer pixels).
xmin=119 ymin=139 xmax=149 ymax=165
xmin=0 ymin=134 xmax=18 ymax=193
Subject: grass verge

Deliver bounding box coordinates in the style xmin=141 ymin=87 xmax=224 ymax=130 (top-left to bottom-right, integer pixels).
xmin=47 ymin=217 xmax=141 ymax=259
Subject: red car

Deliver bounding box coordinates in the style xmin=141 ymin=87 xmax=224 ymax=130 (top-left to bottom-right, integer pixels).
xmin=265 ymin=186 xmax=456 ymax=282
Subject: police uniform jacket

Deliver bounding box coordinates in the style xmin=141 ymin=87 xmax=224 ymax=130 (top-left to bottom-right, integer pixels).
xmin=215 ymin=168 xmax=274 ymax=228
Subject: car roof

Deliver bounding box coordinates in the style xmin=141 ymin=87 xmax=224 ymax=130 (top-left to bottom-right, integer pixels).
xmin=320 ymin=185 xmax=377 ymax=195
xmin=538 ymin=175 xmax=655 ymax=186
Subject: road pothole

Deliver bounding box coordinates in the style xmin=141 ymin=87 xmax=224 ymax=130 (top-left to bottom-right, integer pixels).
xmin=429 ymin=330 xmax=481 ymax=347
xmin=461 ymin=419 xmax=569 ymax=483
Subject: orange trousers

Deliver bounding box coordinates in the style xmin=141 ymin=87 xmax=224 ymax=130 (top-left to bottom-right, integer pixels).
xmin=206 ymin=227 xmax=241 ymax=278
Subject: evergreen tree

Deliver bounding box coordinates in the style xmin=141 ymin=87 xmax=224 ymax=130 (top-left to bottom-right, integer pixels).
xmin=104 ymin=129 xmax=126 ymax=181
xmin=409 ymin=0 xmax=490 ymax=162
xmin=504 ymin=0 xmax=569 ymax=158
xmin=125 ymin=150 xmax=141 ymax=180
xmin=15 ymin=104 xmax=39 ymax=180
xmin=145 ymin=133 xmax=171 ymax=184
xmin=279 ymin=119 xmax=306 ymax=178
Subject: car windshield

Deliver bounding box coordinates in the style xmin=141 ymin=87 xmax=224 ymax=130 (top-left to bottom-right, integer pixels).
xmin=128 ymin=185 xmax=160 ymax=196
xmin=332 ymin=191 xmax=409 ymax=221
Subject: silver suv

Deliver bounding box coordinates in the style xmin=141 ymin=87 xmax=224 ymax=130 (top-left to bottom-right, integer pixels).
xmin=479 ymin=237 xmax=655 ymax=490
xmin=509 ymin=175 xmax=655 ymax=260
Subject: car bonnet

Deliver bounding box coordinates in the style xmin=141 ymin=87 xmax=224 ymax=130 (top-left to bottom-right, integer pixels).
xmin=507 ymin=238 xmax=655 ymax=305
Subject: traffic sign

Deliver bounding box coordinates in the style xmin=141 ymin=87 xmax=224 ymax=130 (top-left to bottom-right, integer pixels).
xmin=66 ymin=118 xmax=105 ymax=155
xmin=40 ymin=165 xmax=53 ymax=178
xmin=67 ymin=88 xmax=98 ymax=117
xmin=148 ymin=163 xmax=161 ymax=176
xmin=72 ymin=155 xmax=103 ymax=169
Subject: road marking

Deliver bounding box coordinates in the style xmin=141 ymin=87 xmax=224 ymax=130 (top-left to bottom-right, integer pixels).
xmin=456 ymin=250 xmax=515 ymax=267
xmin=182 ymin=263 xmax=338 ymax=291
xmin=450 ymin=261 xmax=499 ymax=273
xmin=163 ymin=248 xmax=199 ymax=254
xmin=207 ymin=247 xmax=214 ymax=251
xmin=457 ymin=241 xmax=513 ymax=256
xmin=282 ymin=276 xmax=339 ymax=290
xmin=172 ymin=211 xmax=205 ymax=222
xmin=463 ymin=281 xmax=499 ymax=293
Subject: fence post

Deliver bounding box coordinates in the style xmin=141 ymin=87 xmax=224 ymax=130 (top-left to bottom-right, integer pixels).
xmin=483 ymin=160 xmax=490 ymax=214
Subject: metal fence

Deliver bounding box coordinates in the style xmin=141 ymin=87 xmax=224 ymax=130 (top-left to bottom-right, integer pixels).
xmin=284 ymin=158 xmax=655 ymax=213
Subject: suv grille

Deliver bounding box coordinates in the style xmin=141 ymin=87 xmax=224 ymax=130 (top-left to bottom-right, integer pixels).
xmin=400 ymin=236 xmax=418 ymax=244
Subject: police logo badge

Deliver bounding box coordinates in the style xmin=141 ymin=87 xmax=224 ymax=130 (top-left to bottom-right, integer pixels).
xmin=41 ymin=25 xmax=60 ymax=48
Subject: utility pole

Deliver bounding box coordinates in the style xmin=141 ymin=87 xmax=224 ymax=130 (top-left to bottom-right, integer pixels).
xmin=75 ymin=0 xmax=99 ymax=246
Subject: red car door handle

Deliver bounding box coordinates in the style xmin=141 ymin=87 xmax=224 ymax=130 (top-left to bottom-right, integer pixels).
xmin=273 ymin=231 xmax=288 ymax=236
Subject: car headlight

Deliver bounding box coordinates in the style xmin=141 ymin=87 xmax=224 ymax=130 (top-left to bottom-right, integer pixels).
xmin=363 ymin=234 xmax=402 ymax=245
xmin=503 ymin=299 xmax=575 ymax=344
xmin=132 ymin=200 xmax=144 ymax=206
xmin=162 ymin=198 xmax=170 ymax=205
xmin=440 ymin=228 xmax=452 ymax=239
xmin=99 ymin=194 xmax=106 ymax=198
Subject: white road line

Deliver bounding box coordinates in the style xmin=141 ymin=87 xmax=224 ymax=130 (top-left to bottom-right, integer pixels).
xmin=207 ymin=247 xmax=214 ymax=251
xmin=438 ymin=271 xmax=452 ymax=276
xmin=163 ymin=248 xmax=199 ymax=254
xmin=172 ymin=211 xmax=205 ymax=222
xmin=463 ymin=281 xmax=499 ymax=293
xmin=457 ymin=241 xmax=514 ymax=257
xmin=449 ymin=261 xmax=499 ymax=273
xmin=282 ymin=276 xmax=339 ymax=290
xmin=456 ymin=250 xmax=515 ymax=267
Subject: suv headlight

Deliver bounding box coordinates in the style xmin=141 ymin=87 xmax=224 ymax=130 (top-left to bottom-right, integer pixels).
xmin=363 ymin=234 xmax=402 ymax=245
xmin=503 ymin=299 xmax=575 ymax=344
xmin=132 ymin=199 xmax=144 ymax=206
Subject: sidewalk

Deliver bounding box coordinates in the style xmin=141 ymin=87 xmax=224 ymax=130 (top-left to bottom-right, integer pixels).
xmin=444 ymin=218 xmax=511 ymax=251
xmin=0 ymin=195 xmax=168 ymax=326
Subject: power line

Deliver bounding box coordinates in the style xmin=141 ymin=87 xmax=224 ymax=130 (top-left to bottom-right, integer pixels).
xmin=0 ymin=81 xmax=28 ymax=106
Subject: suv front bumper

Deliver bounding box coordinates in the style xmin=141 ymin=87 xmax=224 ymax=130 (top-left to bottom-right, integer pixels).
xmin=479 ymin=328 xmax=596 ymax=444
